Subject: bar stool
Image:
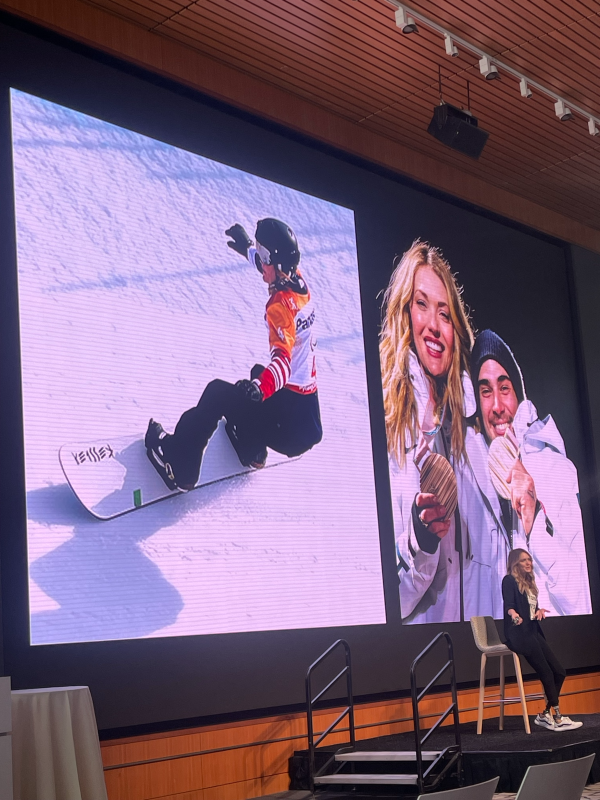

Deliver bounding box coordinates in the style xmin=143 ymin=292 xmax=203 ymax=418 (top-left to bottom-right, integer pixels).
xmin=470 ymin=616 xmax=543 ymax=735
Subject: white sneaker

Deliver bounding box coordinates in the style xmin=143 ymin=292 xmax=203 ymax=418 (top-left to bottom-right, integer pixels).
xmin=553 ymin=715 xmax=583 ymax=731
xmin=534 ymin=711 xmax=555 ymax=730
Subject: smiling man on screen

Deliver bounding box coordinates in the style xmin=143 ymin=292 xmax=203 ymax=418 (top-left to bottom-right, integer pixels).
xmin=466 ymin=330 xmax=591 ymax=617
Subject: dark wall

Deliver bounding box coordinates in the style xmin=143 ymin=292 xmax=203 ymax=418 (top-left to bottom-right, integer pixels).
xmin=569 ymin=244 xmax=600 ymax=584
xmin=0 ymin=17 xmax=598 ymax=733
xmin=571 ymin=246 xmax=600 ymax=481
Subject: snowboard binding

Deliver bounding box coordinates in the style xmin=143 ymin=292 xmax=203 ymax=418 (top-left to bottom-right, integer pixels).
xmin=145 ymin=419 xmax=189 ymax=492
xmin=225 ymin=420 xmax=268 ymax=470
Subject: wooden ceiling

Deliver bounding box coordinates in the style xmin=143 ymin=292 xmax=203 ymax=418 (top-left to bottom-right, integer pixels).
xmin=30 ymin=0 xmax=600 ymax=233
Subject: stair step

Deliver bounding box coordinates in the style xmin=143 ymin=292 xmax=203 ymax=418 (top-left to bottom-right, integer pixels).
xmin=314 ymin=774 xmax=418 ymax=785
xmin=335 ymin=750 xmax=440 ymax=762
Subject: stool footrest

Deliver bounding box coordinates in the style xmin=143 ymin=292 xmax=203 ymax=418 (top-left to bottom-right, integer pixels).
xmin=483 ymin=697 xmax=541 ymax=705
xmin=483 ymin=693 xmax=544 ymax=700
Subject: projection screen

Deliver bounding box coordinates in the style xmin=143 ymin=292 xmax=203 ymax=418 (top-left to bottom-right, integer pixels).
xmin=11 ymin=88 xmax=386 ymax=645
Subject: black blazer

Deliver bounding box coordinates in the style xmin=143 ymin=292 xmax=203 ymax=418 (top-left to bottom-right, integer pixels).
xmin=502 ymin=574 xmax=543 ymax=646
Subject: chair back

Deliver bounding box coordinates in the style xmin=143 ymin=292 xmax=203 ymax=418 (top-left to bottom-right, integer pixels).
xmin=417 ymin=776 xmax=498 ymax=800
xmin=470 ymin=616 xmax=502 ymax=652
xmin=515 ymin=753 xmax=595 ymax=800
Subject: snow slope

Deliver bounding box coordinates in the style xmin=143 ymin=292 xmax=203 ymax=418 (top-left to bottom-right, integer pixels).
xmin=11 ymin=89 xmax=386 ymax=645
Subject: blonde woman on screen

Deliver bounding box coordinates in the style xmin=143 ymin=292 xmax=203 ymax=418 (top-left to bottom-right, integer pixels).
xmin=381 ymin=240 xmax=486 ymax=623
xmin=381 ymin=242 xmax=472 ymax=468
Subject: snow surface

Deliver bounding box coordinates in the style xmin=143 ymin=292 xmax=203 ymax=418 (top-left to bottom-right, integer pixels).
xmin=11 ymin=89 xmax=387 ymax=645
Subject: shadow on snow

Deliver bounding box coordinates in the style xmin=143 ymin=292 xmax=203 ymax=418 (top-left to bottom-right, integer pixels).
xmin=26 ymin=475 xmax=251 ymax=644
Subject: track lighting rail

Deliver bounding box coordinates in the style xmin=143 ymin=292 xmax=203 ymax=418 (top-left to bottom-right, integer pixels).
xmin=386 ymin=0 xmax=600 ymax=135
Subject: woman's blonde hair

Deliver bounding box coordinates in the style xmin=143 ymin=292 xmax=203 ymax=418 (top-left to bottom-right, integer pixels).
xmin=507 ymin=548 xmax=539 ymax=596
xmin=380 ymin=241 xmax=473 ymax=466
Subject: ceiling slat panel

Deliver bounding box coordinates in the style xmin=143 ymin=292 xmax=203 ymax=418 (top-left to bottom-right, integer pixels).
xmin=502 ymin=38 xmax=600 ymax=108
xmin=159 ymin=18 xmax=398 ymax=115
xmin=174 ymin=0 xmax=445 ymax=98
xmin=162 ymin=6 xmax=407 ymax=105
xmin=85 ymin=0 xmax=187 ymax=26
xmin=80 ymin=0 xmax=600 ymax=233
xmin=158 ymin=20 xmax=385 ymax=118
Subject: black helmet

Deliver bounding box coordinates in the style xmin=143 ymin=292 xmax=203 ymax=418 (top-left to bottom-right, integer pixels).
xmin=255 ymin=218 xmax=300 ymax=276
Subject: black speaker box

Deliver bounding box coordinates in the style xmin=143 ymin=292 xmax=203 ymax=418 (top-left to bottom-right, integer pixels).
xmin=427 ymin=103 xmax=489 ymax=159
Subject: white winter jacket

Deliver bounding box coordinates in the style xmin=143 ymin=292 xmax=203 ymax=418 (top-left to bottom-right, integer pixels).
xmin=466 ymin=400 xmax=591 ymax=617
xmin=391 ymin=352 xmax=504 ymax=623
xmin=392 ymin=364 xmax=592 ymax=622
xmin=511 ymin=401 xmax=590 ymax=615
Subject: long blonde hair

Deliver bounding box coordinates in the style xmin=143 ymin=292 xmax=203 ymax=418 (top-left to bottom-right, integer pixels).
xmin=507 ymin=548 xmax=539 ymax=596
xmin=380 ymin=241 xmax=473 ymax=467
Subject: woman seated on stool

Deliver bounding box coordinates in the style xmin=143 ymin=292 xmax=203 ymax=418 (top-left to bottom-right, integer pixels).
xmin=502 ymin=549 xmax=582 ymax=731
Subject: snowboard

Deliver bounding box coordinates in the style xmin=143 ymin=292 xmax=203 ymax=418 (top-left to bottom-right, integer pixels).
xmin=59 ymin=420 xmax=297 ymax=520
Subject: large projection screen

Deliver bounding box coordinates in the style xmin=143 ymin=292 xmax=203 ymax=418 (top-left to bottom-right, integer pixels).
xmin=379 ymin=244 xmax=593 ymax=625
xmin=11 ymin=88 xmax=386 ymax=646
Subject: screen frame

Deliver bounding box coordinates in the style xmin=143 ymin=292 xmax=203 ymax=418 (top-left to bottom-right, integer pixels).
xmin=0 ymin=12 xmax=598 ymax=735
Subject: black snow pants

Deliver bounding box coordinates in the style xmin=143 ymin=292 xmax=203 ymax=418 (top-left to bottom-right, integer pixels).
xmin=166 ymin=379 xmax=322 ymax=487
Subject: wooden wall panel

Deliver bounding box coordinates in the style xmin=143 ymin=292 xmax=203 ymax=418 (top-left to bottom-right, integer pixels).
xmin=154 ymin=792 xmax=203 ymax=800
xmin=1 ymin=0 xmax=600 ymax=253
xmin=203 ymin=779 xmax=262 ymax=800
xmin=101 ymin=671 xmax=600 ymax=800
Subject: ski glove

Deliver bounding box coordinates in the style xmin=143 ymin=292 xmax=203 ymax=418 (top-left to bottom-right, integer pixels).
xmin=250 ymin=363 xmax=267 ymax=381
xmin=226 ymin=224 xmax=252 ymax=258
xmin=235 ymin=378 xmax=263 ymax=403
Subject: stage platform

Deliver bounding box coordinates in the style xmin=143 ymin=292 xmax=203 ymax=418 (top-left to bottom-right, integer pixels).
xmin=258 ymin=785 xmax=600 ymax=800
xmin=289 ymin=714 xmax=600 ymax=796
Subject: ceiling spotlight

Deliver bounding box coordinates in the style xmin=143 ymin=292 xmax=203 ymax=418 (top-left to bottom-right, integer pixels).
xmin=519 ymin=78 xmax=532 ymax=98
xmin=444 ymin=34 xmax=458 ymax=57
xmin=554 ymin=99 xmax=574 ymax=121
xmin=589 ymin=117 xmax=600 ymax=136
xmin=395 ymin=7 xmax=418 ymax=34
xmin=479 ymin=57 xmax=500 ymax=81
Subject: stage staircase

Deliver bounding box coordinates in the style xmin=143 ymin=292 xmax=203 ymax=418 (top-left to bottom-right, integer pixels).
xmin=305 ymin=633 xmax=462 ymax=795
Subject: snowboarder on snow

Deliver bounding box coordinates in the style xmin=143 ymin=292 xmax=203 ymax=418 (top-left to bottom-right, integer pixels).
xmin=145 ymin=218 xmax=323 ymax=491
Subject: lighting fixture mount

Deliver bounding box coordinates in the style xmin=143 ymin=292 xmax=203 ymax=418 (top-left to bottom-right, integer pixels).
xmin=555 ymin=100 xmax=574 ymax=122
xmin=395 ymin=7 xmax=418 ymax=34
xmin=479 ymin=57 xmax=500 ymax=81
xmin=388 ymin=1 xmax=600 ymax=136
xmin=519 ymin=78 xmax=532 ymax=99
xmin=444 ymin=34 xmax=458 ymax=58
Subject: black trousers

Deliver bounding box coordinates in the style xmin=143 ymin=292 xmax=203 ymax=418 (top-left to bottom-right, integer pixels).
xmin=166 ymin=379 xmax=323 ymax=486
xmin=508 ymin=627 xmax=566 ymax=707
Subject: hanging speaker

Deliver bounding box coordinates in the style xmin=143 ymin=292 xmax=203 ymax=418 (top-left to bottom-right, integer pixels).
xmin=427 ymin=102 xmax=489 ymax=159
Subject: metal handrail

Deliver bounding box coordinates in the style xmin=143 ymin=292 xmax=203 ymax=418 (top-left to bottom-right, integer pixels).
xmin=305 ymin=639 xmax=355 ymax=794
xmin=418 ymin=660 xmax=453 ymax=703
xmin=410 ymin=632 xmax=461 ymax=794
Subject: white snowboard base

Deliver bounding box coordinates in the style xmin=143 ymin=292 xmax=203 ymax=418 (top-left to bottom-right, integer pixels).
xmin=59 ymin=420 xmax=297 ymax=520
